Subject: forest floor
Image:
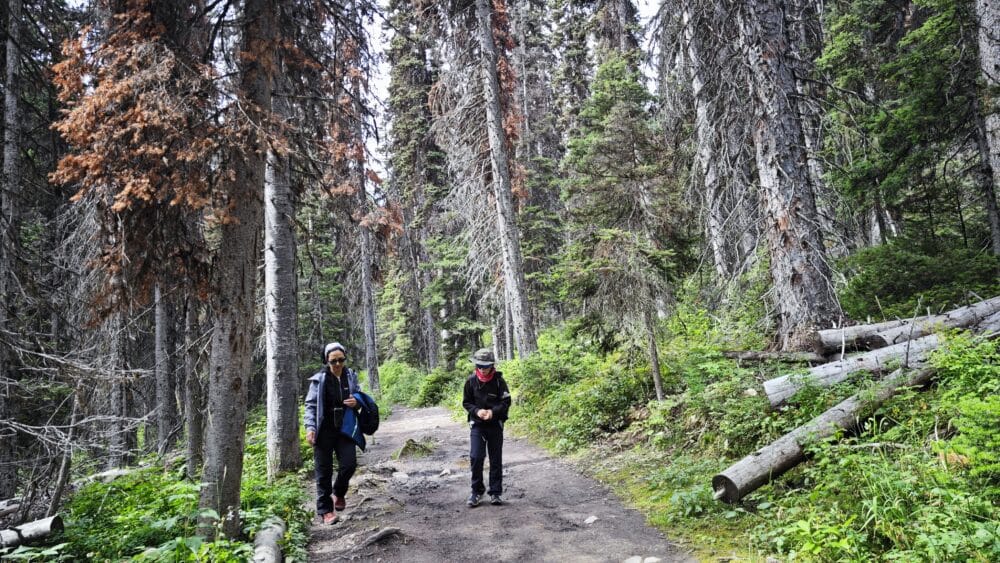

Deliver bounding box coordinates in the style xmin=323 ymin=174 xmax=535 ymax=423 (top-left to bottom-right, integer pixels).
xmin=305 ymin=406 xmax=694 ymax=562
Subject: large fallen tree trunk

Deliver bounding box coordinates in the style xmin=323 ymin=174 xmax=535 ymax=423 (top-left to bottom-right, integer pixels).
xmin=815 ymin=296 xmax=1000 ymax=353
xmin=252 ymin=516 xmax=285 ymax=563
xmin=763 ymin=335 xmax=938 ymax=407
xmin=713 ymin=367 xmax=935 ymax=504
xmin=815 ymin=318 xmax=912 ymax=354
xmin=865 ymin=296 xmax=1000 ymax=348
xmin=769 ymin=308 xmax=1000 ymax=407
xmin=0 ymin=515 xmax=64 ymax=548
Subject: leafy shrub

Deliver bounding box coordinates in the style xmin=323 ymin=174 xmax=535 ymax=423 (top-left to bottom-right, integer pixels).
xmin=506 ymin=329 xmax=651 ymax=453
xmin=838 ymin=242 xmax=1000 ymax=320
xmin=949 ymin=395 xmax=1000 ymax=496
xmin=379 ymin=360 xmax=427 ymax=407
xmin=503 ymin=326 xmax=602 ymax=406
xmin=415 ymin=365 xmax=466 ymax=407
xmin=50 ymin=408 xmax=310 ymax=562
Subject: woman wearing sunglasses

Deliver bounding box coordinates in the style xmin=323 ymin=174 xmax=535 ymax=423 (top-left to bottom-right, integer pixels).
xmin=304 ymin=342 xmax=361 ymax=524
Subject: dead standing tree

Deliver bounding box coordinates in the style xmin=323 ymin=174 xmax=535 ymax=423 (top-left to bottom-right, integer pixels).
xmin=735 ymin=0 xmax=844 ymax=350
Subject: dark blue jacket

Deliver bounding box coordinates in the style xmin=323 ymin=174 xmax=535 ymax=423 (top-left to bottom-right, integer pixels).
xmin=340 ymin=391 xmax=378 ymax=451
xmin=304 ymin=368 xmax=361 ymax=434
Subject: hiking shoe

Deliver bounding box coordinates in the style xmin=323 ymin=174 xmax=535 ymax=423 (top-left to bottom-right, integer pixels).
xmin=490 ymin=495 xmax=504 ymax=506
xmin=466 ymin=494 xmax=481 ymax=507
xmin=322 ymin=511 xmax=337 ymax=525
xmin=334 ymin=495 xmax=346 ymax=511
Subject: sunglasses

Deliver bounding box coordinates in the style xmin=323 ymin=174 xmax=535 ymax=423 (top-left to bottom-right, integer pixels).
xmin=329 ymin=358 xmax=346 ymax=365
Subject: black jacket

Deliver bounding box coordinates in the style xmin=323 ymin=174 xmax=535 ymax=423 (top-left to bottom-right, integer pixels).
xmin=463 ymin=371 xmax=511 ymax=424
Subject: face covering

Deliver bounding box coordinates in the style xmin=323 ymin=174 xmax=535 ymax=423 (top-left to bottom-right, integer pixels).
xmin=475 ymin=367 xmax=495 ymax=383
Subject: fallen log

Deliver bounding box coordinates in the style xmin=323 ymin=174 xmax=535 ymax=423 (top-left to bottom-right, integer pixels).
xmin=766 ymin=309 xmax=1000 ymax=407
xmin=0 ymin=515 xmax=64 ymax=548
xmin=252 ymin=517 xmax=285 ymax=563
xmin=723 ymin=351 xmax=826 ymax=364
xmin=815 ymin=318 xmax=912 ymax=354
xmin=815 ymin=295 xmax=1000 ymax=353
xmin=72 ymin=467 xmax=133 ymax=487
xmin=763 ymin=334 xmax=938 ymax=408
xmin=0 ymin=504 xmax=20 ymax=518
xmin=713 ymin=367 xmax=934 ymax=504
xmin=866 ymin=296 xmax=1000 ymax=348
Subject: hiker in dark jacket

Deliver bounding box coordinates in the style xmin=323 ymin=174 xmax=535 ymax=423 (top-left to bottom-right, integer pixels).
xmin=304 ymin=342 xmax=361 ymax=524
xmin=463 ymin=348 xmax=511 ymax=507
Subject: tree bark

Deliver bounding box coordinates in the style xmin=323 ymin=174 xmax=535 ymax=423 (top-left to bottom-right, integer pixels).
xmin=46 ymin=394 xmax=78 ymax=517
xmin=106 ymin=312 xmax=130 ymax=470
xmin=351 ymin=72 xmax=380 ymax=397
xmin=713 ymin=367 xmax=935 ymax=503
xmin=973 ymin=98 xmax=1000 ymax=255
xmin=684 ymin=7 xmax=730 ymax=279
xmin=0 ymin=516 xmax=63 ymax=548
xmin=264 ymin=92 xmax=302 ymax=478
xmin=974 ymin=0 xmax=1000 ymax=254
xmin=474 ymin=0 xmax=538 ymax=358
xmin=154 ymin=284 xmax=178 ymax=455
xmin=739 ymin=0 xmax=843 ymax=350
xmin=643 ymin=308 xmax=664 ymax=401
xmin=0 ymin=0 xmax=22 ymax=501
xmin=199 ymin=0 xmax=275 ymax=539
xmin=183 ymin=298 xmax=203 ymax=480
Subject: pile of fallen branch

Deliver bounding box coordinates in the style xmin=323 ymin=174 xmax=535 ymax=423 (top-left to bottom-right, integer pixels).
xmin=712 ymin=296 xmax=1000 ymax=504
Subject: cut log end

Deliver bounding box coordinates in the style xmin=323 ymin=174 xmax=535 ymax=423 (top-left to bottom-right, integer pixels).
xmin=711 ymin=475 xmax=738 ymax=504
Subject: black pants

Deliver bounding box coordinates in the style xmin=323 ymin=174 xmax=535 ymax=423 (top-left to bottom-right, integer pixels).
xmin=470 ymin=421 xmax=503 ymax=496
xmin=314 ymin=429 xmax=357 ymax=514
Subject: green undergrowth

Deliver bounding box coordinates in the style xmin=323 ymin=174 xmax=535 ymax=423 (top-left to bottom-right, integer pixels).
xmin=504 ymin=317 xmax=999 ymax=561
xmin=379 ymin=360 xmax=466 ymax=409
xmin=3 ymin=408 xmax=313 ymax=562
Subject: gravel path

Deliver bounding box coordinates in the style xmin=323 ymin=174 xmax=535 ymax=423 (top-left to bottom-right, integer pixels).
xmin=306 ymin=406 xmax=693 ymax=562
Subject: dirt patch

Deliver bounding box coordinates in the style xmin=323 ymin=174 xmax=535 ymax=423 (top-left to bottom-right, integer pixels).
xmin=306 ymin=406 xmax=693 ymax=562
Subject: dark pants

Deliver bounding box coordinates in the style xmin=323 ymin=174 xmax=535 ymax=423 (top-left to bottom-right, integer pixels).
xmin=314 ymin=429 xmax=357 ymax=514
xmin=470 ymin=421 xmax=503 ymax=496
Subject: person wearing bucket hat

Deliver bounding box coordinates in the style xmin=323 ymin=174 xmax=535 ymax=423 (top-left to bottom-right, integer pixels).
xmin=462 ymin=347 xmax=511 ymax=507
xmin=304 ymin=342 xmax=361 ymax=524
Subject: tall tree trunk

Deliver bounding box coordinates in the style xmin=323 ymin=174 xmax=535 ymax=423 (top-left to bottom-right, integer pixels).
xmin=973 ymin=91 xmax=1000 ymax=255
xmin=974 ymin=0 xmax=1000 ymax=252
xmin=106 ymin=312 xmax=130 ymax=469
xmin=306 ymin=216 xmax=325 ymax=356
xmin=183 ymin=298 xmax=203 ymax=480
xmin=684 ymin=8 xmax=730 ymax=279
xmin=474 ymin=0 xmax=537 ymax=358
xmin=47 ymin=392 xmax=78 ymax=517
xmin=739 ymin=0 xmax=843 ymax=350
xmin=0 ymin=0 xmax=22 ymax=501
xmin=154 ymin=284 xmax=177 ymax=455
xmin=264 ymin=90 xmax=301 ymax=478
xmin=199 ymin=0 xmax=275 ymax=539
xmin=351 ymin=77 xmax=380 ymax=397
xmin=643 ymin=308 xmax=664 ymax=401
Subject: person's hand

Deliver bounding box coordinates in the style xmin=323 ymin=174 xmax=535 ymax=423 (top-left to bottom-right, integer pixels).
xmin=478 ymin=409 xmax=492 ymax=420
xmin=344 ymin=397 xmax=358 ymax=408
xmin=306 ymin=430 xmax=316 ymax=446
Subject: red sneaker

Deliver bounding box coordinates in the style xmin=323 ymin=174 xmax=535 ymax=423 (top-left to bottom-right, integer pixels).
xmin=322 ymin=511 xmax=337 ymax=525
xmin=334 ymin=495 xmax=346 ymax=511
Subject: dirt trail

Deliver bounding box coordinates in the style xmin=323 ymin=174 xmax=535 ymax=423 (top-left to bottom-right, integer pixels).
xmin=306 ymin=406 xmax=693 ymax=562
